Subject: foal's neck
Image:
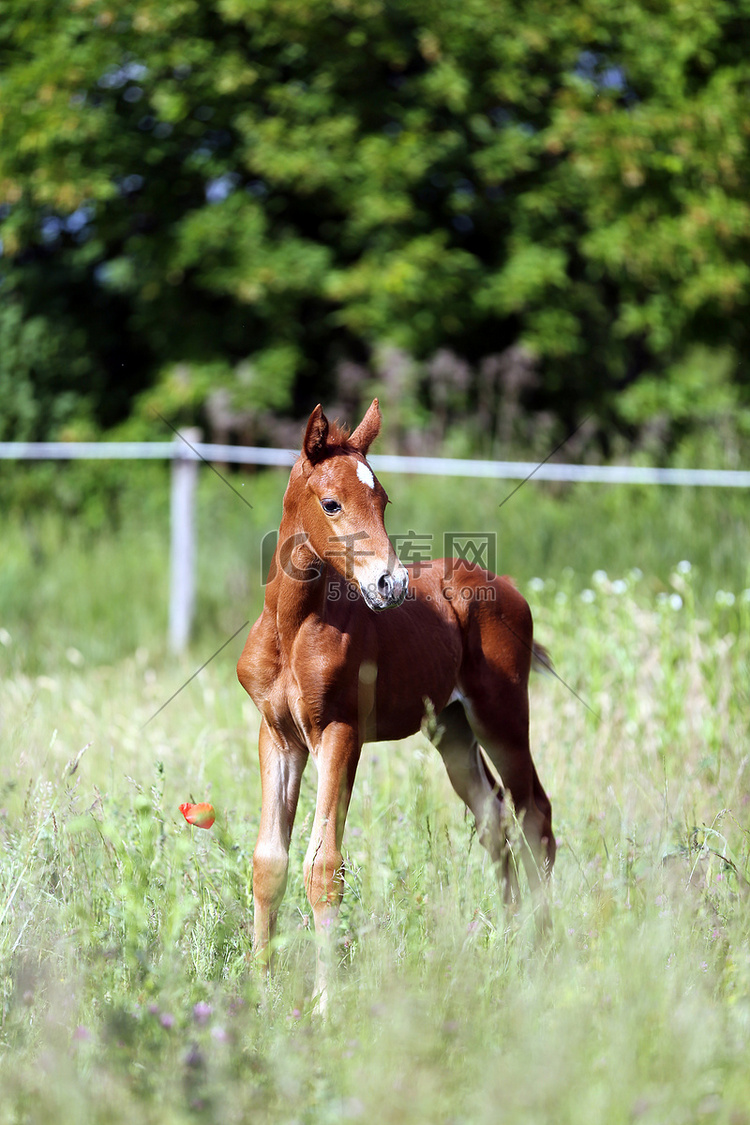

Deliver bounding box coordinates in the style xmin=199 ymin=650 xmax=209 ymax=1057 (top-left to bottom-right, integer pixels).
xmin=266 ymin=495 xmax=328 ymax=647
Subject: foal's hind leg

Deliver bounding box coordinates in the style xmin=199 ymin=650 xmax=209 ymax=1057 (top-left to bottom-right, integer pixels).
xmin=434 ymin=701 xmax=520 ymax=905
xmin=465 ymin=697 xmax=555 ymax=906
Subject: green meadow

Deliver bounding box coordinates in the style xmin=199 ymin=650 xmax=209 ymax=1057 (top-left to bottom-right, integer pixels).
xmin=1 ymin=463 xmax=750 ymax=1124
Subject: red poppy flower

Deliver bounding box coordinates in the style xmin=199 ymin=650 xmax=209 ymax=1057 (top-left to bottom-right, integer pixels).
xmin=179 ymin=802 xmax=215 ymax=829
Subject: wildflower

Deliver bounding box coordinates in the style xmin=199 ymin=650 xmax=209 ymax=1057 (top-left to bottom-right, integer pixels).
xmin=179 ymin=802 xmax=215 ymax=829
xmin=669 ymin=594 xmax=683 ymax=611
xmin=160 ymin=1013 xmax=175 ymax=1029
xmin=193 ymin=1001 xmax=212 ymax=1025
xmin=528 ymin=577 xmax=545 ymax=592
xmin=580 ymin=589 xmax=595 ymax=604
xmin=676 ymin=560 xmax=692 ymax=575
xmin=612 ymin=579 xmax=627 ymax=595
xmin=184 ymin=1044 xmax=205 ymax=1070
xmin=592 ymin=569 xmax=608 ymax=585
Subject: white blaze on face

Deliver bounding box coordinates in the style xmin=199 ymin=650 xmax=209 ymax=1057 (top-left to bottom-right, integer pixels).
xmin=356 ymin=460 xmax=375 ymax=490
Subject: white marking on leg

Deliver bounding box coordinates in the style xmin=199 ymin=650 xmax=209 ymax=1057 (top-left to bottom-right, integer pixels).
xmin=356 ymin=461 xmax=375 ymax=489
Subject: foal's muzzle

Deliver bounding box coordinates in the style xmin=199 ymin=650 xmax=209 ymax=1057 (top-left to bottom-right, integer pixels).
xmin=360 ymin=566 xmax=409 ymax=611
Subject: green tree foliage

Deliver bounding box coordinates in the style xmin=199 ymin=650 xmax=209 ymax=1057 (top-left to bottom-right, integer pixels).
xmin=1 ymin=0 xmax=749 ymax=444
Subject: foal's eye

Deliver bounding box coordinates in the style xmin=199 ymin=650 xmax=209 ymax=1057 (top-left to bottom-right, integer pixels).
xmin=321 ymin=498 xmax=341 ymax=515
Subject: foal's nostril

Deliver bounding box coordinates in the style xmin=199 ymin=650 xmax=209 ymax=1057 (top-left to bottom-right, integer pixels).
xmin=377 ymin=572 xmax=393 ymax=598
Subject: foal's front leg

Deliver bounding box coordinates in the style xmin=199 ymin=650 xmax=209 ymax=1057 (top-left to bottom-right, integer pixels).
xmin=303 ymin=722 xmax=361 ymax=1009
xmin=253 ymin=719 xmax=308 ymax=967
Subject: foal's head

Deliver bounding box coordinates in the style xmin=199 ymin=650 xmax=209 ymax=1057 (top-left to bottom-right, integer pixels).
xmin=294 ymin=399 xmax=409 ymax=611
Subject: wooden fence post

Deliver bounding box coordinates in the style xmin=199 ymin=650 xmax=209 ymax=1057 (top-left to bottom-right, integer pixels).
xmin=169 ymin=429 xmax=201 ymax=653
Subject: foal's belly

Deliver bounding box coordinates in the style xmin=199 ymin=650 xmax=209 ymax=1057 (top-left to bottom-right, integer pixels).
xmin=368 ymin=578 xmax=463 ymax=741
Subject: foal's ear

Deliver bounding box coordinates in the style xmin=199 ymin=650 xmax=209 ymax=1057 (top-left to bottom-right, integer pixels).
xmin=349 ymin=398 xmax=381 ymax=455
xmin=303 ymin=404 xmax=330 ymax=466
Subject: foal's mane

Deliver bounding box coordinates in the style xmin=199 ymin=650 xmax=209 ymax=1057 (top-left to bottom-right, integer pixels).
xmin=321 ymin=419 xmax=364 ymax=459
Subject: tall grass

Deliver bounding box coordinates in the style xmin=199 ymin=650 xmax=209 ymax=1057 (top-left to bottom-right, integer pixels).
xmin=1 ymin=463 xmax=750 ymax=1122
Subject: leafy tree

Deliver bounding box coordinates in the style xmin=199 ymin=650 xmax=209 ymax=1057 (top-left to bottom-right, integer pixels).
xmin=1 ymin=0 xmax=749 ymax=447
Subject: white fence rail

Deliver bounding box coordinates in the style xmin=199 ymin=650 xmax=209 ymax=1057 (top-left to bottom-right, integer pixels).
xmin=3 ymin=439 xmax=750 ymax=487
xmin=2 ymin=438 xmax=748 ymax=651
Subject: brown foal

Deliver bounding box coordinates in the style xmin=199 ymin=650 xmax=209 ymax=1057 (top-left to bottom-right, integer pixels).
xmin=237 ymin=399 xmax=555 ymax=1004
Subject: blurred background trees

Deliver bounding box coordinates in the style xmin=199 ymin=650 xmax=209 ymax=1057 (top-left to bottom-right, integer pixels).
xmin=2 ymin=0 xmax=750 ymax=457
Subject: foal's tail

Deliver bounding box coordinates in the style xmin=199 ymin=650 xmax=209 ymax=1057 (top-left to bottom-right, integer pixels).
xmin=532 ymin=641 xmax=554 ymax=677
